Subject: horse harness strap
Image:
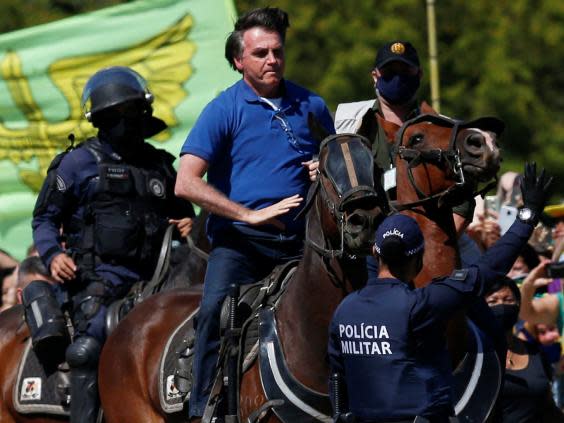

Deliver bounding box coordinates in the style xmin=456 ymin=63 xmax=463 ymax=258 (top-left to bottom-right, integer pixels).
xmin=305 ymin=133 xmax=380 ymax=259
xmin=257 ymin=307 xmax=333 ymax=423
xmin=390 ymin=114 xmax=468 ymax=211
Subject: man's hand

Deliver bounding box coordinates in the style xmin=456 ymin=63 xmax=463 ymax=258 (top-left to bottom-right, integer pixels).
xmin=302 ymin=160 xmax=319 ymax=182
xmin=244 ymin=194 xmax=303 ymax=230
xmin=50 ymin=253 xmax=77 ymax=283
xmin=169 ymin=217 xmax=194 ymax=238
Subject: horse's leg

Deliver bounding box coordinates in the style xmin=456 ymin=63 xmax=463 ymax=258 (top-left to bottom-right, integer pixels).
xmin=99 ymin=290 xmax=201 ymax=423
xmin=240 ymin=364 xmax=281 ymax=423
xmin=99 ymin=334 xmax=163 ymax=423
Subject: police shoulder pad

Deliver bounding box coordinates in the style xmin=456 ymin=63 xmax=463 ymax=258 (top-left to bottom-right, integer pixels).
xmin=450 ymin=269 xmax=469 ymax=281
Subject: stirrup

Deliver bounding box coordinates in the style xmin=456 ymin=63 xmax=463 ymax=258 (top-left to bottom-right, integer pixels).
xmin=174 ymin=345 xmax=195 ymax=394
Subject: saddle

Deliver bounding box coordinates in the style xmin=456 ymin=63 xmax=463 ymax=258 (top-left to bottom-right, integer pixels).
xmin=13 ymin=338 xmax=71 ymax=416
xmin=158 ymin=260 xmax=306 ymax=417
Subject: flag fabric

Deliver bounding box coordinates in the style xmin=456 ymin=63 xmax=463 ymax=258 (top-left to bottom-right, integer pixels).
xmin=0 ymin=0 xmax=239 ymax=259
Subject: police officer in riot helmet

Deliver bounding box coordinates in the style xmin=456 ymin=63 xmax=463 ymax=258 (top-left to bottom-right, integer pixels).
xmin=29 ymin=66 xmax=195 ymax=423
xmin=329 ymin=163 xmax=552 ymax=423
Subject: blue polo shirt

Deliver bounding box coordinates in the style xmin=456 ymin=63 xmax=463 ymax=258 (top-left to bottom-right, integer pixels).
xmin=180 ymin=79 xmax=335 ymax=239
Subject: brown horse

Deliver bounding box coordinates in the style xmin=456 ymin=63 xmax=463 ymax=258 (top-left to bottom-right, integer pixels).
xmin=371 ymin=112 xmax=501 ymax=284
xmin=369 ymin=112 xmax=503 ymax=421
xmin=98 ymin=132 xmax=387 ymax=423
xmin=0 ymin=214 xmax=209 ymax=423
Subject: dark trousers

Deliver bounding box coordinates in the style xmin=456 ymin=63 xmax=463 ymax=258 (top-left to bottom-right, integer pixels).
xmin=53 ymin=269 xmax=134 ymax=343
xmin=189 ymin=226 xmax=303 ymax=417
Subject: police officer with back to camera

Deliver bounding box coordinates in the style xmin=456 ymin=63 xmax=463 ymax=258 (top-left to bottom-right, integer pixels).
xmin=328 ymin=163 xmax=552 ymax=423
xmin=27 ymin=66 xmax=195 ymax=423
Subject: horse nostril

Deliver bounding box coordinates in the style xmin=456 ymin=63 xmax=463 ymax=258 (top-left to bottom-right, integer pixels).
xmin=465 ymin=133 xmax=485 ymax=151
xmin=346 ymin=212 xmax=367 ymax=230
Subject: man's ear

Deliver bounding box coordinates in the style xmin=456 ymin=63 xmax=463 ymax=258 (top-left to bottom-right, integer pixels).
xmin=234 ymin=55 xmax=244 ymax=72
xmin=16 ymin=288 xmax=22 ymax=305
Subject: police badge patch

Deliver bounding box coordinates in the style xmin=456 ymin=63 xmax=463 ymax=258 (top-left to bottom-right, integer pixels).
xmin=149 ymin=178 xmax=165 ymax=198
xmin=20 ymin=377 xmax=42 ymax=401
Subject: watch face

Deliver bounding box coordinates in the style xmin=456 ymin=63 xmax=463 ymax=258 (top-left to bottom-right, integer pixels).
xmin=519 ymin=208 xmax=532 ymax=221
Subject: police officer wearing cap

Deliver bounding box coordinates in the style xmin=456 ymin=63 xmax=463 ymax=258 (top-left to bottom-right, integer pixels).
xmin=328 ymin=163 xmax=552 ymax=423
xmin=29 ymin=66 xmax=195 ymax=423
xmin=335 ymin=41 xmax=498 ymax=276
xmin=335 ymin=40 xmax=423 ymax=171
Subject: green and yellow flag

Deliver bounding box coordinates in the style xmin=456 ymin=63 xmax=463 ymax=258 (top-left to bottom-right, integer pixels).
xmin=0 ymin=0 xmax=239 ymax=259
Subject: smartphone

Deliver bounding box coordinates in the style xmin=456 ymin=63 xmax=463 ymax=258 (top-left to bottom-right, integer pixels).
xmin=547 ymin=262 xmax=564 ymax=279
xmin=498 ymin=205 xmax=517 ymax=235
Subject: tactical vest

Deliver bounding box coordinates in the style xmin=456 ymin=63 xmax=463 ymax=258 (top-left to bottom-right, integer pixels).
xmin=68 ymin=138 xmax=173 ymax=270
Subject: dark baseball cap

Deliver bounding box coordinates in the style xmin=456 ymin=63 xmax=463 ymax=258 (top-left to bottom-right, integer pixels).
xmin=374 ymin=41 xmax=420 ymax=69
xmin=374 ymin=214 xmax=424 ymax=259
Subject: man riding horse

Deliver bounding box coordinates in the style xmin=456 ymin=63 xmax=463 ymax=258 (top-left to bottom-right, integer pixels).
xmin=174 ymin=6 xmax=334 ymax=422
xmin=28 ymin=66 xmax=195 ymax=423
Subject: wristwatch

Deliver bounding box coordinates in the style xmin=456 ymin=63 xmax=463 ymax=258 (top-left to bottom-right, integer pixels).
xmin=517 ymin=207 xmax=536 ymax=225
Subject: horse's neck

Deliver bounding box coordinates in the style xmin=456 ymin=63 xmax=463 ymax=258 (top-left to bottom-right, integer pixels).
xmin=275 ymin=246 xmax=353 ymax=391
xmin=396 ymin=169 xmax=459 ymax=287
xmin=410 ymin=209 xmax=459 ymax=287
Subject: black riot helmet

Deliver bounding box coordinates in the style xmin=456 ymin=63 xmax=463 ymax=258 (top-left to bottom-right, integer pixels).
xmin=81 ymin=66 xmax=166 ymax=138
xmin=81 ymin=66 xmax=154 ymax=123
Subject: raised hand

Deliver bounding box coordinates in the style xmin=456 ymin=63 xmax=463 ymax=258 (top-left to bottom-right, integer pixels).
xmin=520 ymin=162 xmax=553 ymax=217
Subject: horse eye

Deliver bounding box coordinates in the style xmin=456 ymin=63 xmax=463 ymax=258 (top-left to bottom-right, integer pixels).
xmin=409 ymin=133 xmax=424 ymax=146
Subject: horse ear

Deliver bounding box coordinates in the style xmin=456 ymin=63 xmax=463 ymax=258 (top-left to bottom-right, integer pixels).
xmin=420 ymin=101 xmax=438 ymax=115
xmin=376 ymin=114 xmax=400 ymax=144
xmin=308 ymin=112 xmax=331 ymax=143
xmin=356 ymin=110 xmax=379 ymax=146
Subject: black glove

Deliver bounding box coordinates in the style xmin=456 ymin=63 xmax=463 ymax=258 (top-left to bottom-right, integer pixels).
xmin=520 ymin=162 xmax=553 ymax=216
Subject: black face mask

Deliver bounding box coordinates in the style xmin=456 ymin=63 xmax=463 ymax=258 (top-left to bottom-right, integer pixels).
xmin=490 ymin=304 xmax=520 ymax=331
xmin=104 ymin=116 xmax=145 ymax=143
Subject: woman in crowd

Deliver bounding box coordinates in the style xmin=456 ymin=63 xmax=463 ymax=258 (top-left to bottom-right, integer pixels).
xmin=486 ymin=276 xmax=564 ymax=422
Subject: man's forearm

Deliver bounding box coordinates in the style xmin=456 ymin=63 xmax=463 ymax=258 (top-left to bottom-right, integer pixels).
xmin=176 ymin=177 xmax=251 ymax=223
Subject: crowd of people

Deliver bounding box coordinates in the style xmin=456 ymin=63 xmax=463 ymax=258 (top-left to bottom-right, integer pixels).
xmin=0 ymin=5 xmax=563 ymax=423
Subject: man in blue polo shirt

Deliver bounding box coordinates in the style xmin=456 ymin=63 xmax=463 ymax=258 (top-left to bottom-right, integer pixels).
xmin=175 ymin=7 xmax=334 ymax=421
xmin=328 ymin=163 xmax=552 ymax=423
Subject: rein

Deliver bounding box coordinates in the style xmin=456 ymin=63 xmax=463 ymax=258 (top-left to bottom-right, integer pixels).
xmin=304 ymin=178 xmax=347 ymax=259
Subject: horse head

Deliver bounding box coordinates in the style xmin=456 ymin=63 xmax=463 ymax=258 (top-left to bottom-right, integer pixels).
xmin=302 ymin=129 xmax=388 ymax=258
xmin=305 ymin=114 xmax=388 ymax=256
xmin=376 ymin=113 xmax=503 ymax=207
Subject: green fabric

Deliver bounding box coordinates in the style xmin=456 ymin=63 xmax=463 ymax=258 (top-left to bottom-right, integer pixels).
xmin=0 ymin=0 xmax=239 ymax=259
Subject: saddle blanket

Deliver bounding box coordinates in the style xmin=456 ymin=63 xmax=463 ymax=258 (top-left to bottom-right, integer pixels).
xmin=13 ymin=340 xmax=69 ymax=416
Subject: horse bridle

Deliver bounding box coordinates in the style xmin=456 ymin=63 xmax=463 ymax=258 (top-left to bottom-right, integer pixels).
xmin=300 ymin=134 xmax=380 ymax=259
xmin=390 ymin=114 xmax=476 ymax=211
